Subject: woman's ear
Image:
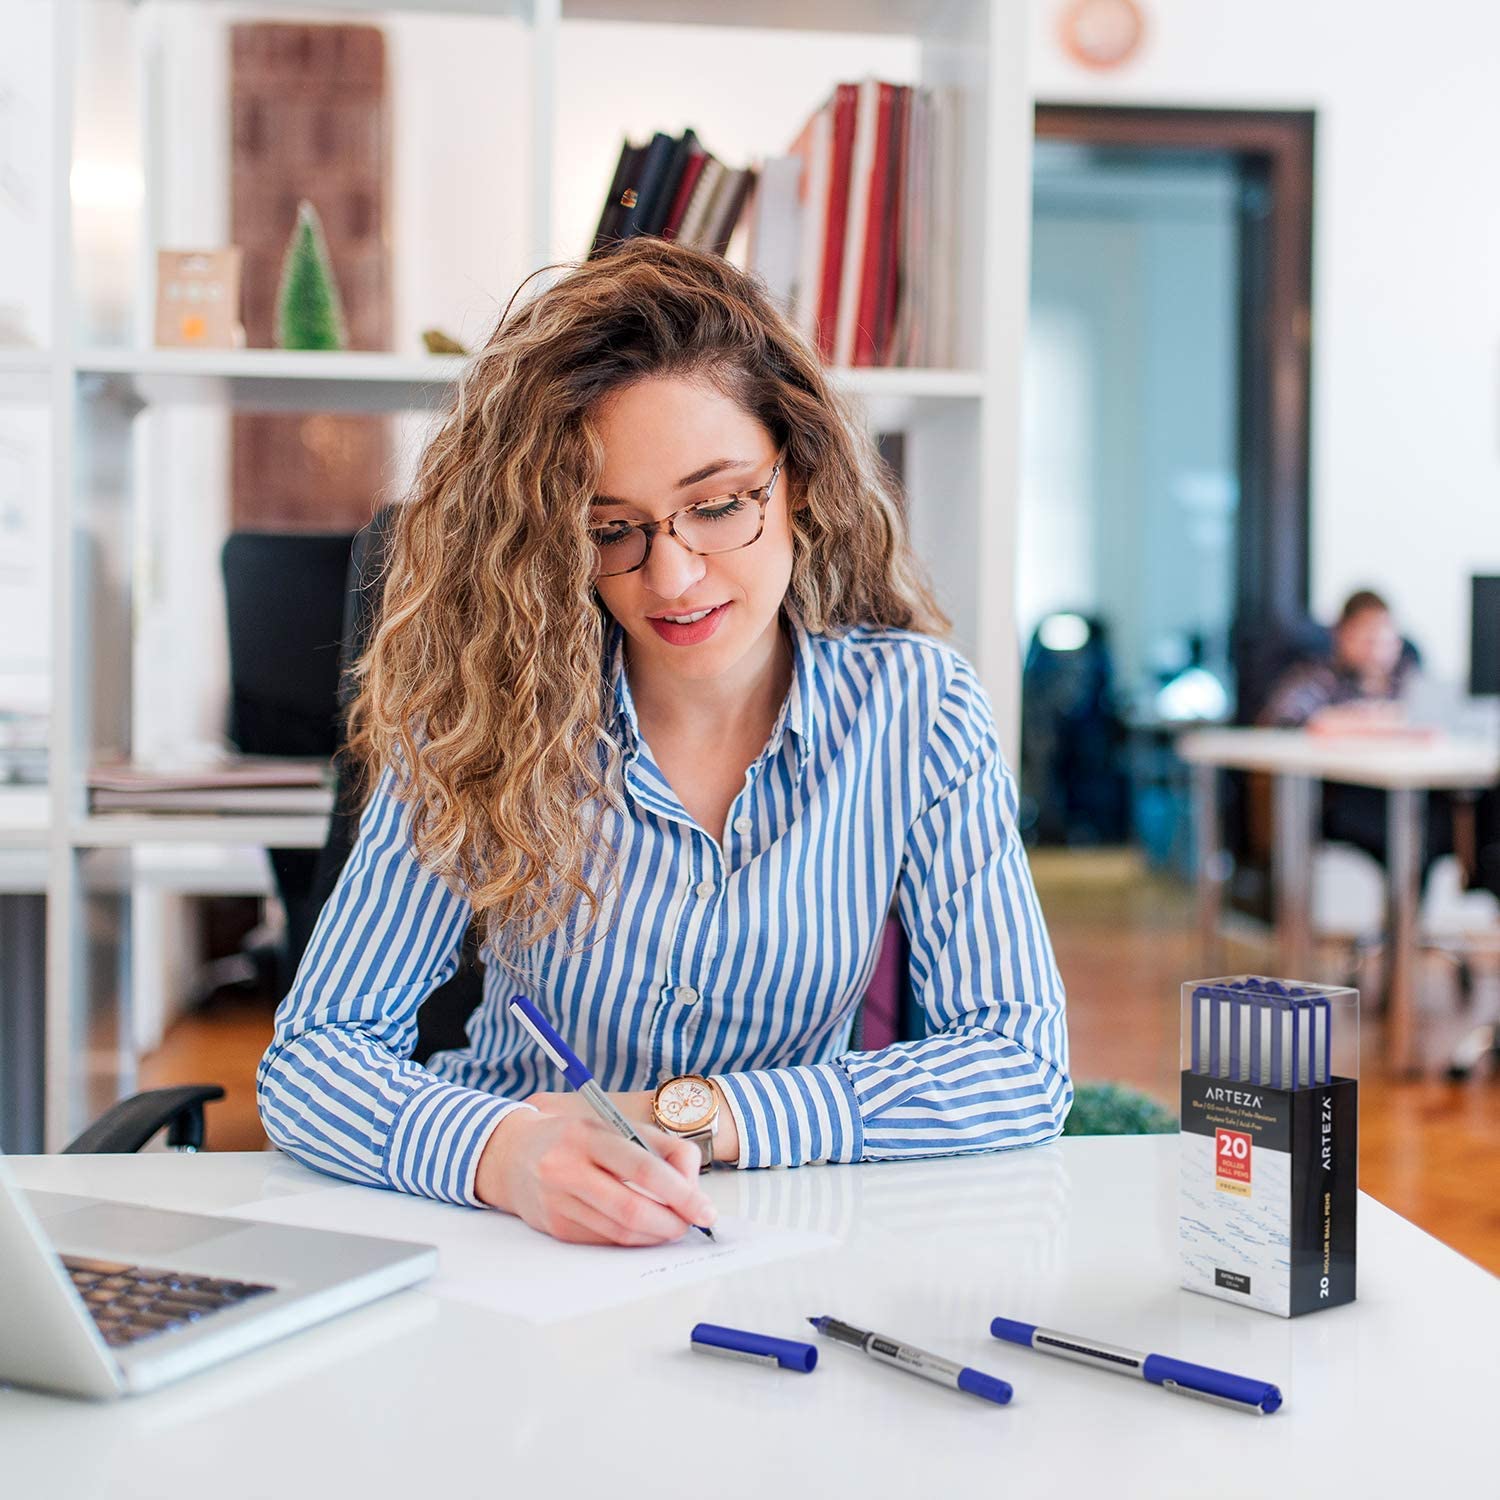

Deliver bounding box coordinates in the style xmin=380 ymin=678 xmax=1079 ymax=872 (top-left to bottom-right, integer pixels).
xmin=787 ymin=469 xmax=809 ymax=513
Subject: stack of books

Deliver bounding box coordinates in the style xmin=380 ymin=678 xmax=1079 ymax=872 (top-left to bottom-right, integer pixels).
xmin=766 ymin=80 xmax=960 ymax=369
xmin=88 ymin=756 xmax=334 ymax=816
xmin=589 ymin=80 xmax=961 ymax=370
xmin=591 ymin=129 xmax=756 ymax=260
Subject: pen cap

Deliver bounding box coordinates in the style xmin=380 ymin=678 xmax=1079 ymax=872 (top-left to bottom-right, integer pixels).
xmin=691 ymin=1323 xmax=818 ymax=1373
xmin=1141 ymin=1354 xmax=1282 ymax=1413
xmin=956 ymin=1367 xmax=1013 ymax=1406
xmin=989 ymin=1317 xmax=1037 ymax=1347
xmin=508 ymin=995 xmax=592 ymax=1089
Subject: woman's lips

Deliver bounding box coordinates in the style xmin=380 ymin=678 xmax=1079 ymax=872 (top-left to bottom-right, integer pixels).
xmin=647 ymin=602 xmax=731 ymax=646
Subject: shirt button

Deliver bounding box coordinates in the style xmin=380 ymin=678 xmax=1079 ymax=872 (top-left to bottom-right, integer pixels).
xmin=733 ymin=816 xmax=752 ymax=835
xmin=695 ymin=879 xmax=714 ymax=898
xmin=678 ymin=986 xmax=700 ymax=1006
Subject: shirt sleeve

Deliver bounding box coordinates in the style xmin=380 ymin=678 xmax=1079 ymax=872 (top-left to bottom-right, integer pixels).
xmin=713 ymin=655 xmax=1072 ymax=1168
xmin=255 ymin=766 xmax=535 ymax=1206
xmin=1258 ymin=662 xmax=1334 ymax=727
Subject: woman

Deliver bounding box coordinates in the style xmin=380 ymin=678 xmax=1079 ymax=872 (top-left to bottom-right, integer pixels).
xmin=257 ymin=238 xmax=1070 ymax=1248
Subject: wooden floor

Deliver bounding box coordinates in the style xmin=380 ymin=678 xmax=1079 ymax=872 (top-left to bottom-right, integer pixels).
xmin=139 ymin=850 xmax=1500 ymax=1274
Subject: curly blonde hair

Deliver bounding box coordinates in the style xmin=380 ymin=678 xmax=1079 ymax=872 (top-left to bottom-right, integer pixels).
xmin=347 ymin=237 xmax=948 ymax=957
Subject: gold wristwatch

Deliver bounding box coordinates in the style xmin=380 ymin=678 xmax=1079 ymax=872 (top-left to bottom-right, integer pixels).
xmin=651 ymin=1074 xmax=720 ymax=1171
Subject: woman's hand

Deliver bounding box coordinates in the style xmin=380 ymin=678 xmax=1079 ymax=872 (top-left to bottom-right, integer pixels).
xmin=473 ymin=1096 xmax=715 ymax=1246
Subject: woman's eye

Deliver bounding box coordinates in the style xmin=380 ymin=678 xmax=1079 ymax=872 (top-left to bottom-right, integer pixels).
xmin=590 ymin=524 xmax=635 ymax=545
xmin=694 ymin=497 xmax=746 ymax=522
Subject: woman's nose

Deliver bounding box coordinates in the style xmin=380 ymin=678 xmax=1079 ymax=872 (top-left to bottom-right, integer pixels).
xmin=643 ymin=530 xmax=707 ymax=599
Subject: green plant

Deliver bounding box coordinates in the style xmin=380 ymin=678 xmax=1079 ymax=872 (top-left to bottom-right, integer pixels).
xmin=275 ymin=200 xmax=347 ymax=351
xmin=1062 ymin=1081 xmax=1178 ymax=1136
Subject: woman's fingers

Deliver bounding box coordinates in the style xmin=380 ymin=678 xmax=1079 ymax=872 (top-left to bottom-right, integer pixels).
xmin=576 ymin=1164 xmax=702 ymax=1243
xmin=548 ymin=1198 xmax=662 ymax=1248
xmin=588 ymin=1129 xmax=716 ymax=1228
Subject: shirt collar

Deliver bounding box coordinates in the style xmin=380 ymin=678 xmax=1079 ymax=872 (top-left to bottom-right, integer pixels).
xmin=605 ymin=607 xmax=819 ymax=773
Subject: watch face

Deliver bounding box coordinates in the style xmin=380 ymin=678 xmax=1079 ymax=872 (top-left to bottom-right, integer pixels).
xmin=657 ymin=1077 xmax=715 ymax=1131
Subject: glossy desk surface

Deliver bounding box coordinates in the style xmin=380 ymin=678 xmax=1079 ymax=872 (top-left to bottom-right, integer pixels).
xmin=3 ymin=1139 xmax=1493 ymax=1497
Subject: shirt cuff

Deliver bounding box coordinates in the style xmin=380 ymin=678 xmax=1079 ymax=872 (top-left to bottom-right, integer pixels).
xmin=384 ymin=1078 xmax=537 ymax=1206
xmin=712 ymin=1063 xmax=864 ymax=1169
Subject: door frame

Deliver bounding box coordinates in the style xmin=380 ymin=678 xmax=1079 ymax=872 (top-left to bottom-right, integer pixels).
xmin=1034 ymin=105 xmax=1316 ymax=714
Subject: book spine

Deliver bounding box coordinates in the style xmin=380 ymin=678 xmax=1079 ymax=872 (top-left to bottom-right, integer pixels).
xmin=662 ymin=150 xmax=707 ymax=241
xmin=852 ymin=81 xmax=896 ymax=367
xmin=834 ymin=78 xmax=881 ymax=367
xmin=877 ymin=85 xmax=911 ymax=366
xmin=817 ymin=81 xmax=859 ymax=361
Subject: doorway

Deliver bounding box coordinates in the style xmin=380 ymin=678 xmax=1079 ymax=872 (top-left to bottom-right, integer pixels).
xmin=1019 ymin=106 xmax=1314 ymax=868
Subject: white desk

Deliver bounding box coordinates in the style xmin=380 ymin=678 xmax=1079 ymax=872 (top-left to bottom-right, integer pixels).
xmin=2 ymin=1141 xmax=1494 ymax=1497
xmin=1178 ymin=728 xmax=1500 ymax=1073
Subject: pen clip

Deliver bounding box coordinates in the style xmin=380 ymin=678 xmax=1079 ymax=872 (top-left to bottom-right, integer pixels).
xmin=1161 ymin=1378 xmax=1265 ymax=1415
xmin=692 ymin=1342 xmax=780 ymax=1369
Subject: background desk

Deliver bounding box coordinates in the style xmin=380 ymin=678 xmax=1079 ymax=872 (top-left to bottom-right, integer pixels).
xmin=2 ymin=1139 xmax=1494 ymax=1497
xmin=1178 ymin=727 xmax=1500 ymax=1072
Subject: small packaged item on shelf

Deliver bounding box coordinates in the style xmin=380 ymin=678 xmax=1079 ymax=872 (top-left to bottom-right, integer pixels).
xmin=155 ymin=248 xmax=245 ymax=349
xmin=1179 ymin=975 xmax=1358 ymax=1318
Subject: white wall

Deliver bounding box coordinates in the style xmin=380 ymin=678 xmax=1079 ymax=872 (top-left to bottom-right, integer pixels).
xmin=1030 ymin=0 xmax=1500 ymax=686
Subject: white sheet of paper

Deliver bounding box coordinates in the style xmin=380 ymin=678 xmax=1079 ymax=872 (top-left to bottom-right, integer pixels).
xmin=219 ymin=1185 xmax=833 ymax=1323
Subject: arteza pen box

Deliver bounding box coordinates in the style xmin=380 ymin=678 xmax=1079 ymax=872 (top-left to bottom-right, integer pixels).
xmin=1179 ymin=975 xmax=1358 ymax=1318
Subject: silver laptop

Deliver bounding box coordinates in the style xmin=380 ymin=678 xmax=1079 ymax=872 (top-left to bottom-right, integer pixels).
xmin=0 ymin=1152 xmax=436 ymax=1400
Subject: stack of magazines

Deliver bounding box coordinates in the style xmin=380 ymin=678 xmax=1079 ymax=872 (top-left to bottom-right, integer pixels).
xmin=589 ymin=79 xmax=960 ymax=369
xmin=88 ymin=756 xmax=334 ymax=816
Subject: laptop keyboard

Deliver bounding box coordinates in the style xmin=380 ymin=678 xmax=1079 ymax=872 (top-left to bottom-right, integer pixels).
xmin=61 ymin=1254 xmax=276 ymax=1349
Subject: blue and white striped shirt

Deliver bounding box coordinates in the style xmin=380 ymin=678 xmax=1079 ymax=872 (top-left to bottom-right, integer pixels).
xmin=257 ymin=618 xmax=1071 ymax=1205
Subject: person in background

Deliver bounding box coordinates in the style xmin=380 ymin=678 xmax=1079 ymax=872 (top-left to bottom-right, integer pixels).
xmin=1258 ymin=589 xmax=1412 ymax=733
xmin=1259 ymin=588 xmax=1450 ymax=876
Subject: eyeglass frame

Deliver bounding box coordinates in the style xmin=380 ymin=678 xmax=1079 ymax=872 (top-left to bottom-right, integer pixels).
xmin=588 ymin=456 xmax=785 ymax=579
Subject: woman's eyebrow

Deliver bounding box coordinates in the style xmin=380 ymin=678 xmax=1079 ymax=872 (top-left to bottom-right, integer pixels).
xmin=591 ymin=457 xmax=756 ymax=508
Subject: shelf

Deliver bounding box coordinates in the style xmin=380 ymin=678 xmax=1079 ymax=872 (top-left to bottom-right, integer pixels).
xmin=72 ymin=814 xmax=332 ymax=850
xmin=70 ymin=347 xmax=984 ymax=419
xmin=0 ymin=349 xmax=53 ymax=399
xmin=0 ymin=350 xmax=52 ymax=376
xmin=21 ymin=0 xmax=1025 ymax=1151
xmin=0 ymin=787 xmax=50 ymax=851
xmin=180 ymin=0 xmax=535 ymax=17
xmin=77 ymin=844 xmax=277 ymax=898
xmin=76 ymin=348 xmax=468 ymax=413
xmin=140 ymin=0 xmax=974 ymax=29
xmin=562 ymin=0 xmax=983 ymax=37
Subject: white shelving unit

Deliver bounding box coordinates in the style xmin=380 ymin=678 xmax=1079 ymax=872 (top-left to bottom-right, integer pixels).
xmin=14 ymin=0 xmax=1033 ymax=1149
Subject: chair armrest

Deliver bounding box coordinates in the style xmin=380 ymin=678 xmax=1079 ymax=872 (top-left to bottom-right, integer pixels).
xmin=61 ymin=1085 xmax=226 ymax=1155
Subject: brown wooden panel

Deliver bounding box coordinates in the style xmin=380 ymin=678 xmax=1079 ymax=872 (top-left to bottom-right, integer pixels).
xmin=229 ymin=21 xmax=392 ymax=533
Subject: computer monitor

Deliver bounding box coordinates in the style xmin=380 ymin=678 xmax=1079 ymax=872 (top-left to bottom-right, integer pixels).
xmin=1471 ymin=576 xmax=1500 ymax=697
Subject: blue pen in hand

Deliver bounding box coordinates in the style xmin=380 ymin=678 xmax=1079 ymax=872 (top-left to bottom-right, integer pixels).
xmin=507 ymin=995 xmax=715 ymax=1240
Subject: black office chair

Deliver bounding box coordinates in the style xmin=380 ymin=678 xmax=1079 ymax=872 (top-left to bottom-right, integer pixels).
xmin=304 ymin=508 xmax=486 ymax=1063
xmin=220 ymin=530 xmax=356 ymax=987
